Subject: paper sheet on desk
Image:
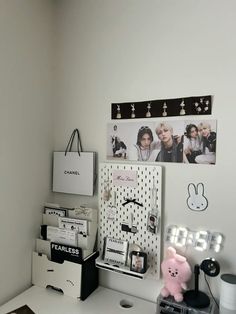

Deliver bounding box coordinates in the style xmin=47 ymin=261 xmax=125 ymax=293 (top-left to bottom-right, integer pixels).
xmin=6 ymin=304 xmax=35 ymax=314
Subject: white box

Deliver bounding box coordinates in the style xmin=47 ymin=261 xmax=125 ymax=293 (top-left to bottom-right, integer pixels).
xmin=32 ymin=252 xmax=82 ymax=298
xmin=32 ymin=251 xmax=99 ymax=300
xmin=36 ymin=239 xmax=51 ymax=259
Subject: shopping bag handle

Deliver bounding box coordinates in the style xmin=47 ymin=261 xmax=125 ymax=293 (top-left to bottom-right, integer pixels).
xmin=65 ymin=129 xmax=83 ymax=156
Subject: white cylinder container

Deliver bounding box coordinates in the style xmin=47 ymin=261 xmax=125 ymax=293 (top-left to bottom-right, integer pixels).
xmin=220 ymin=274 xmax=236 ymax=313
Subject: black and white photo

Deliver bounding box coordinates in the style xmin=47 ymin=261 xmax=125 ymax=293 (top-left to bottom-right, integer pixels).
xmin=130 ymin=251 xmax=147 ymax=274
xmin=147 ymin=212 xmax=158 ymax=234
xmin=183 ymin=120 xmax=217 ymax=164
xmin=107 ymin=119 xmax=217 ymax=165
xmin=104 ymin=237 xmax=128 ymax=266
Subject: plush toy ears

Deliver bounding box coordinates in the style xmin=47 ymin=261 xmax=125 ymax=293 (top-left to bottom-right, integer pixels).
xmin=166 ymin=247 xmax=176 ymax=258
xmin=175 ymin=254 xmax=187 ymax=263
xmin=166 ymin=246 xmax=186 ymax=263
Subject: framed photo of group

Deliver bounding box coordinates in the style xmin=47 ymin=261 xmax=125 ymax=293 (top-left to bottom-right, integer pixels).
xmin=107 ymin=119 xmax=217 ymax=165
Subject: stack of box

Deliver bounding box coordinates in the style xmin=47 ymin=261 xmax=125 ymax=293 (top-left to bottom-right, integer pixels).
xmin=32 ymin=204 xmax=98 ymax=300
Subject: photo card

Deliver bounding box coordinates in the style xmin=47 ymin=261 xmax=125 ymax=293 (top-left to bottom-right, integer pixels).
xmin=147 ymin=211 xmax=158 ymax=234
xmin=130 ymin=251 xmax=147 ymax=274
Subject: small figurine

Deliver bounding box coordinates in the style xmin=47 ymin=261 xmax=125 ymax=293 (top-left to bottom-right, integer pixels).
xmin=131 ymin=104 xmax=136 ymax=118
xmin=204 ymin=100 xmax=209 ymax=112
xmin=180 ymin=100 xmax=186 ymax=115
xmin=116 ymin=105 xmax=121 ymax=119
xmin=161 ymin=247 xmax=192 ymax=302
xmin=146 ymin=102 xmax=151 ymax=118
xmin=162 ymin=102 xmax=167 ymax=117
xmin=194 ymin=98 xmax=210 ymax=114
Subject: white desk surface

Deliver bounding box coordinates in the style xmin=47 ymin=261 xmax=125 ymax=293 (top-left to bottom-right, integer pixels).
xmin=0 ymin=286 xmax=156 ymax=314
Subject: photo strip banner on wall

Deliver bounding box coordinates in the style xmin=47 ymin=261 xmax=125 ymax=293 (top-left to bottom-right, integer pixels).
xmin=111 ymin=95 xmax=212 ymax=119
xmin=107 ymin=119 xmax=217 ymax=165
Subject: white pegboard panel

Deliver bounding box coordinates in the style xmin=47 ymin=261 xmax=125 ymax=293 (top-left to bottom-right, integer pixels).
xmin=98 ymin=162 xmax=162 ymax=279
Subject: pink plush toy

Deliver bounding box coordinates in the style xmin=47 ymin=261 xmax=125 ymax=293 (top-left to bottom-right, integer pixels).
xmin=161 ymin=247 xmax=192 ymax=302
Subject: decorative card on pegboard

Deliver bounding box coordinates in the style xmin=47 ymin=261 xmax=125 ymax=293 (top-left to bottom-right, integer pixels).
xmin=98 ymin=162 xmax=162 ymax=279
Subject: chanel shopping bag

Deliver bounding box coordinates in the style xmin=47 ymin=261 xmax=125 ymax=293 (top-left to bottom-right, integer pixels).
xmin=53 ymin=129 xmax=96 ymax=196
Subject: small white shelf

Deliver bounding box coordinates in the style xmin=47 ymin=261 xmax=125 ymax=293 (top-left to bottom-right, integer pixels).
xmin=95 ymin=257 xmax=149 ymax=279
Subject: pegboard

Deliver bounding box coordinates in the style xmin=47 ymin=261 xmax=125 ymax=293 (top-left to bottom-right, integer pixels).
xmin=98 ymin=162 xmax=162 ymax=279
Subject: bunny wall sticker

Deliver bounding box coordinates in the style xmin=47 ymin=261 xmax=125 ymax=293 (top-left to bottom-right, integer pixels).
xmin=187 ymin=183 xmax=208 ymax=211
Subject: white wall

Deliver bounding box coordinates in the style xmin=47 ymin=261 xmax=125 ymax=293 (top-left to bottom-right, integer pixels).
xmin=0 ymin=0 xmax=54 ymax=305
xmin=52 ymin=0 xmax=236 ymax=302
xmin=5 ymin=0 xmax=236 ymax=306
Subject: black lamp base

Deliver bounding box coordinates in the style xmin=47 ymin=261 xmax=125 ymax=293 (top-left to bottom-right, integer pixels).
xmin=184 ymin=290 xmax=210 ymax=309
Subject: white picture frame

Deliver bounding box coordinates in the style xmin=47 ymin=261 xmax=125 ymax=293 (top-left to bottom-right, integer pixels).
xmin=104 ymin=237 xmax=128 ymax=266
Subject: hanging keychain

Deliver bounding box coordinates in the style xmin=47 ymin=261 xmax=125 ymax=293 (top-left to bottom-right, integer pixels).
xmin=147 ymin=178 xmax=159 ymax=234
xmin=103 ymin=180 xmax=111 ymax=201
xmin=103 ymin=168 xmax=111 ymax=201
xmin=106 ymin=191 xmax=117 ymax=220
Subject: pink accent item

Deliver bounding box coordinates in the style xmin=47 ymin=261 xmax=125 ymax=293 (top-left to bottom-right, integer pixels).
xmin=161 ymin=247 xmax=192 ymax=302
